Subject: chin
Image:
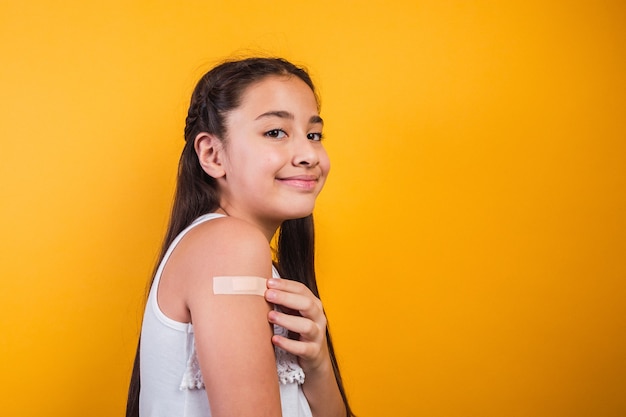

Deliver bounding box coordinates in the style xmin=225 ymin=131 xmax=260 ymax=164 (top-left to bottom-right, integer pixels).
xmin=286 ymin=211 xmax=314 ymax=221
xmin=281 ymin=205 xmax=316 ymax=221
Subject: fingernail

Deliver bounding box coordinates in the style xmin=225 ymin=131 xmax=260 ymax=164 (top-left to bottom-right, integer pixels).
xmin=266 ymin=290 xmax=276 ymax=301
xmin=267 ymin=278 xmax=279 ymax=288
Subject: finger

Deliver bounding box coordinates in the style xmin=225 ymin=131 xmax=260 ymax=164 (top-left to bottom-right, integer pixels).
xmin=265 ymin=288 xmax=323 ymax=319
xmin=271 ymin=334 xmax=316 ymax=359
xmin=268 ymin=310 xmax=323 ymax=341
xmin=267 ymin=278 xmax=310 ymax=295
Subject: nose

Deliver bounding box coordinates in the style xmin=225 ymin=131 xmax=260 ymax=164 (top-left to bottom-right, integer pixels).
xmin=292 ymin=135 xmax=319 ymax=167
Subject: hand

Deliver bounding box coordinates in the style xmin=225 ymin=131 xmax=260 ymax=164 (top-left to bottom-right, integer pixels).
xmin=265 ymin=278 xmax=329 ymax=373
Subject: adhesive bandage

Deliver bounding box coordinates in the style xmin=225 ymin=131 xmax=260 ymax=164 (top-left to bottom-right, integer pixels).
xmin=213 ymin=276 xmax=267 ymax=296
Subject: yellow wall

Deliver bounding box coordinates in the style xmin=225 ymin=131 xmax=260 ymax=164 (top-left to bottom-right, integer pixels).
xmin=1 ymin=1 xmax=625 ymax=416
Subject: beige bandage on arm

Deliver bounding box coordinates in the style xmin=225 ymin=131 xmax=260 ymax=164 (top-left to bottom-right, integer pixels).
xmin=213 ymin=276 xmax=267 ymax=296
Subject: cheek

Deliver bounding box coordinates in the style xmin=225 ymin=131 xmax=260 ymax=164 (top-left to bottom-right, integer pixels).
xmin=320 ymin=150 xmax=331 ymax=176
xmin=262 ymin=153 xmax=285 ymax=171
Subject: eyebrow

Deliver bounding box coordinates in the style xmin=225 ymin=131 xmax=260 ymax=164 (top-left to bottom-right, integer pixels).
xmin=255 ymin=110 xmax=324 ymax=125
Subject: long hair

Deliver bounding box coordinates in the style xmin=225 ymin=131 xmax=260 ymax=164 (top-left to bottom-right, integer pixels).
xmin=126 ymin=57 xmax=354 ymax=417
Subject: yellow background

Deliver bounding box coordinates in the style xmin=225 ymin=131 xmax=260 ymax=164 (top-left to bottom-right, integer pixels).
xmin=1 ymin=1 xmax=625 ymax=416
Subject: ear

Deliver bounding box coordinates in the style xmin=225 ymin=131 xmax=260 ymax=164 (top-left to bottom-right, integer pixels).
xmin=194 ymin=132 xmax=226 ymax=178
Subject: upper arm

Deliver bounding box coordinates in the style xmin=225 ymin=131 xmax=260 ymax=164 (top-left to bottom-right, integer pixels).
xmin=176 ymin=218 xmax=281 ymax=417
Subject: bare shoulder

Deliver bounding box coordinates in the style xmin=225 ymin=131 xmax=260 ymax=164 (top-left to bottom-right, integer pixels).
xmin=157 ymin=216 xmax=273 ymax=323
xmin=172 ymin=216 xmax=273 ymax=308
xmin=176 ymin=216 xmax=272 ymax=277
xmin=193 ymin=216 xmax=269 ymax=248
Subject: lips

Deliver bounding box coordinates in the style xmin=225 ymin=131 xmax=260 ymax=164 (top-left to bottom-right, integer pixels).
xmin=276 ymin=174 xmax=319 ymax=190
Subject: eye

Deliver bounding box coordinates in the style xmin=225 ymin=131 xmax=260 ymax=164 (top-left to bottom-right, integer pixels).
xmin=265 ymin=129 xmax=287 ymax=139
xmin=307 ymin=132 xmax=324 ymax=141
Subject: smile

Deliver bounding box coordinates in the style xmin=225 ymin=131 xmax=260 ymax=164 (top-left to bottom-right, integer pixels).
xmin=276 ymin=175 xmax=319 ymax=190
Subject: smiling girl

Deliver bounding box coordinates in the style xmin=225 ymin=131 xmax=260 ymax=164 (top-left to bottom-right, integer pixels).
xmin=126 ymin=58 xmax=354 ymax=417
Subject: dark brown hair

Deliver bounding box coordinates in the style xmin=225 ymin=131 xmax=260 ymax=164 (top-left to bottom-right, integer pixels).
xmin=126 ymin=57 xmax=354 ymax=417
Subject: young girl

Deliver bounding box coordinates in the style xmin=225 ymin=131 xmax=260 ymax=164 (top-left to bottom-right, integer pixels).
xmin=126 ymin=57 xmax=354 ymax=417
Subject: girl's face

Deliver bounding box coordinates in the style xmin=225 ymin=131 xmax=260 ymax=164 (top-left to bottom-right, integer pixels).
xmin=217 ymin=75 xmax=330 ymax=234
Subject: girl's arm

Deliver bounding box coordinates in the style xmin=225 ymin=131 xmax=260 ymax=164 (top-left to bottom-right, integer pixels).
xmin=178 ymin=217 xmax=282 ymax=417
xmin=265 ymin=278 xmax=347 ymax=417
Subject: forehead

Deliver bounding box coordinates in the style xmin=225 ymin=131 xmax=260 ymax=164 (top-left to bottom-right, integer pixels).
xmin=236 ymin=75 xmax=319 ymax=114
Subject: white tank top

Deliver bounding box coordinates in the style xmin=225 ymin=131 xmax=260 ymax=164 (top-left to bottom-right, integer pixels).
xmin=139 ymin=213 xmax=313 ymax=417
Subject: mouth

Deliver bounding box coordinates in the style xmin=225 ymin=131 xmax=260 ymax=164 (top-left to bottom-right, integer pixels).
xmin=276 ymin=175 xmax=319 ymax=190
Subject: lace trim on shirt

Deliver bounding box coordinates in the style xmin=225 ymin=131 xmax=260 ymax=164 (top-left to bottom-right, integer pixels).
xmin=274 ymin=323 xmax=306 ymax=385
xmin=179 ymin=343 xmax=204 ymax=390
xmin=179 ymin=323 xmax=305 ymax=390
